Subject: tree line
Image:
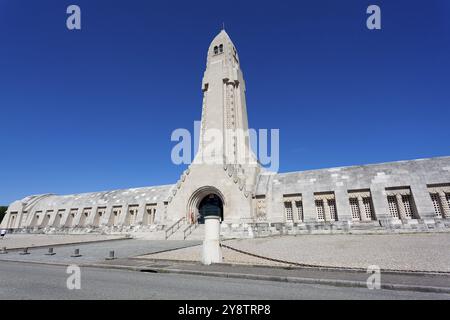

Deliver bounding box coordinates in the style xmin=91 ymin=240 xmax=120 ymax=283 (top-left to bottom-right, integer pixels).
xmin=0 ymin=206 xmax=7 ymax=224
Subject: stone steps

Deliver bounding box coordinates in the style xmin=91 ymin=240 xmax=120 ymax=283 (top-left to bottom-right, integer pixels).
xmin=168 ymin=224 xmax=205 ymax=240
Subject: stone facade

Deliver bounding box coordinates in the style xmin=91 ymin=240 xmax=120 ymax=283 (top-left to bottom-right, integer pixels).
xmin=2 ymin=30 xmax=450 ymax=237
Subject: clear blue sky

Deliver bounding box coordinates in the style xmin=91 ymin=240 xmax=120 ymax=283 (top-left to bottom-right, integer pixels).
xmin=1 ymin=0 xmax=449 ymax=205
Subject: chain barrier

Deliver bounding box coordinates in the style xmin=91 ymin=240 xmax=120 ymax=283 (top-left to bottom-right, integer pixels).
xmin=219 ymin=243 xmax=450 ymax=274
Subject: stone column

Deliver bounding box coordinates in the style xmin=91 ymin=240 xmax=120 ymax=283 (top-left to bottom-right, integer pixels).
xmin=52 ymin=211 xmax=64 ymax=228
xmin=267 ymin=182 xmax=285 ymax=223
xmin=153 ymin=203 xmax=163 ymax=225
xmin=370 ymin=186 xmax=390 ymax=221
xmin=100 ymin=206 xmax=114 ymax=227
xmin=334 ymin=188 xmax=352 ymax=222
xmin=439 ymin=192 xmax=450 ymax=218
xmin=410 ymin=184 xmax=436 ymax=219
xmin=323 ymin=198 xmax=331 ymax=221
xmin=118 ymin=204 xmax=129 ymax=225
xmin=302 ymin=192 xmax=317 ymax=223
xmin=35 ymin=213 xmax=44 ymax=227
xmin=59 ymin=209 xmax=69 ymax=227
xmin=202 ymin=215 xmax=222 ymax=265
xmin=396 ymin=194 xmax=407 ymax=222
xmin=358 ymin=196 xmax=369 ymax=221
xmin=291 ymin=201 xmax=299 ymax=223
xmin=134 ymin=202 xmax=146 ymax=226
xmin=25 ymin=210 xmax=36 ymax=227
xmin=16 ymin=211 xmax=25 ymax=229
xmin=85 ymin=206 xmax=98 ymax=226
xmin=47 ymin=211 xmax=58 ymax=227
xmin=152 ymin=208 xmax=157 ymax=224
xmin=72 ymin=209 xmax=84 ymax=227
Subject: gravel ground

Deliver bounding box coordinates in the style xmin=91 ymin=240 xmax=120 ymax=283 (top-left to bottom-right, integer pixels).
xmin=141 ymin=233 xmax=450 ymax=272
xmin=140 ymin=245 xmax=286 ymax=266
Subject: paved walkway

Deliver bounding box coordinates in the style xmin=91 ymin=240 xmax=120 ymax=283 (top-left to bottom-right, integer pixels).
xmin=0 ymin=239 xmax=201 ymax=264
xmin=0 ymin=234 xmax=125 ymax=250
xmin=142 ymin=233 xmax=450 ymax=272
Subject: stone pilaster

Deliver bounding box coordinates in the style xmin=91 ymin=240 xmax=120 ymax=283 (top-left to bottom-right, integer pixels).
xmin=100 ymin=206 xmax=114 ymax=226
xmin=72 ymin=208 xmax=84 ymax=227
xmin=291 ymin=201 xmax=299 ymax=223
xmin=323 ymin=198 xmax=331 ymax=221
xmin=302 ymin=192 xmax=317 ymax=223
xmin=85 ymin=206 xmax=98 ymax=226
xmin=134 ymin=202 xmax=146 ymax=226
xmin=358 ymin=196 xmax=369 ymax=221
xmin=59 ymin=209 xmax=69 ymax=227
xmin=47 ymin=211 xmax=58 ymax=227
xmin=396 ymin=194 xmax=408 ymax=222
xmin=439 ymin=192 xmax=450 ymax=218
xmin=118 ymin=204 xmax=129 ymax=225
xmin=370 ymin=187 xmax=390 ymax=220
xmin=410 ymin=184 xmax=435 ymax=219
xmin=15 ymin=211 xmax=25 ymax=228
xmin=334 ymin=189 xmax=352 ymax=222
xmin=25 ymin=210 xmax=36 ymax=227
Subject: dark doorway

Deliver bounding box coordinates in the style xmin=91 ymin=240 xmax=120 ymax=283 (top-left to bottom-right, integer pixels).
xmin=198 ymin=194 xmax=223 ymax=224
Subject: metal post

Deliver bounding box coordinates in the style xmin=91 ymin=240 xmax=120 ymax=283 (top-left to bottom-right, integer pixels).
xmin=45 ymin=247 xmax=56 ymax=256
xmin=71 ymin=248 xmax=82 ymax=257
xmin=105 ymin=250 xmax=115 ymax=260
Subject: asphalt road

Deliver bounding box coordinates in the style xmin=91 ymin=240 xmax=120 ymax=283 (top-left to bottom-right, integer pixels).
xmin=0 ymin=261 xmax=449 ymax=300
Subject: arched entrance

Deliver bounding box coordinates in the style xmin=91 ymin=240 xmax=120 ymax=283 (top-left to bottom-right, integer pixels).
xmin=198 ymin=194 xmax=223 ymax=224
xmin=187 ymin=186 xmax=225 ymax=224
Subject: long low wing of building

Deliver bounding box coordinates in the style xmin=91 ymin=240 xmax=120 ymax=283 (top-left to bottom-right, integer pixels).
xmin=1 ymin=185 xmax=174 ymax=230
xmin=2 ymin=156 xmax=450 ymax=233
xmin=253 ymin=156 xmax=450 ymax=229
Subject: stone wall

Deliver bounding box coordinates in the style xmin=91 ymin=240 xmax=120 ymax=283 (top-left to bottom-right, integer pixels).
xmin=2 ymin=156 xmax=450 ymax=236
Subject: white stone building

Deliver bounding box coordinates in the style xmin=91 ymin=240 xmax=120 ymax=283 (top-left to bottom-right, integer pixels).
xmin=2 ymin=30 xmax=450 ymax=237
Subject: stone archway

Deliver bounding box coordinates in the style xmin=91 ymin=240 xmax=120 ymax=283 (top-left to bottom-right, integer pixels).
xmin=198 ymin=194 xmax=223 ymax=224
xmin=187 ymin=186 xmax=225 ymax=224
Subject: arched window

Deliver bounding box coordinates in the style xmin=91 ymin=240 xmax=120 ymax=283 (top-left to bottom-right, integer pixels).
xmin=213 ymin=46 xmax=218 ymax=55
xmin=219 ymin=44 xmax=223 ymax=53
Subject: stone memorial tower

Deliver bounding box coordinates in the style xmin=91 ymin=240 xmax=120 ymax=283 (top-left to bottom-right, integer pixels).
xmin=166 ymin=30 xmax=261 ymax=225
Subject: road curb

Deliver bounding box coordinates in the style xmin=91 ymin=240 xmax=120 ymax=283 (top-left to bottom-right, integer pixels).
xmin=84 ymin=262 xmax=450 ymax=294
xmin=130 ymin=257 xmax=450 ymax=277
xmin=2 ymin=259 xmax=450 ymax=294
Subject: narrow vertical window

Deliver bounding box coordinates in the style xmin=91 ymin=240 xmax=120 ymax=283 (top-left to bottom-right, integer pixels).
xmin=402 ymin=195 xmax=413 ymax=218
xmin=363 ymin=197 xmax=374 ymax=220
xmin=387 ymin=196 xmax=399 ymax=218
xmin=295 ymin=201 xmax=303 ymax=222
xmin=349 ymin=198 xmax=360 ymax=221
xmin=328 ymin=199 xmax=337 ymax=221
xmin=316 ymin=200 xmax=325 ymax=221
xmin=284 ymin=202 xmax=293 ymax=221
xmin=430 ymin=193 xmax=442 ymax=217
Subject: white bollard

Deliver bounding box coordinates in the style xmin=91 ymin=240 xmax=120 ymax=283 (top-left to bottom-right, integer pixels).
xmin=201 ymin=216 xmax=222 ymax=265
